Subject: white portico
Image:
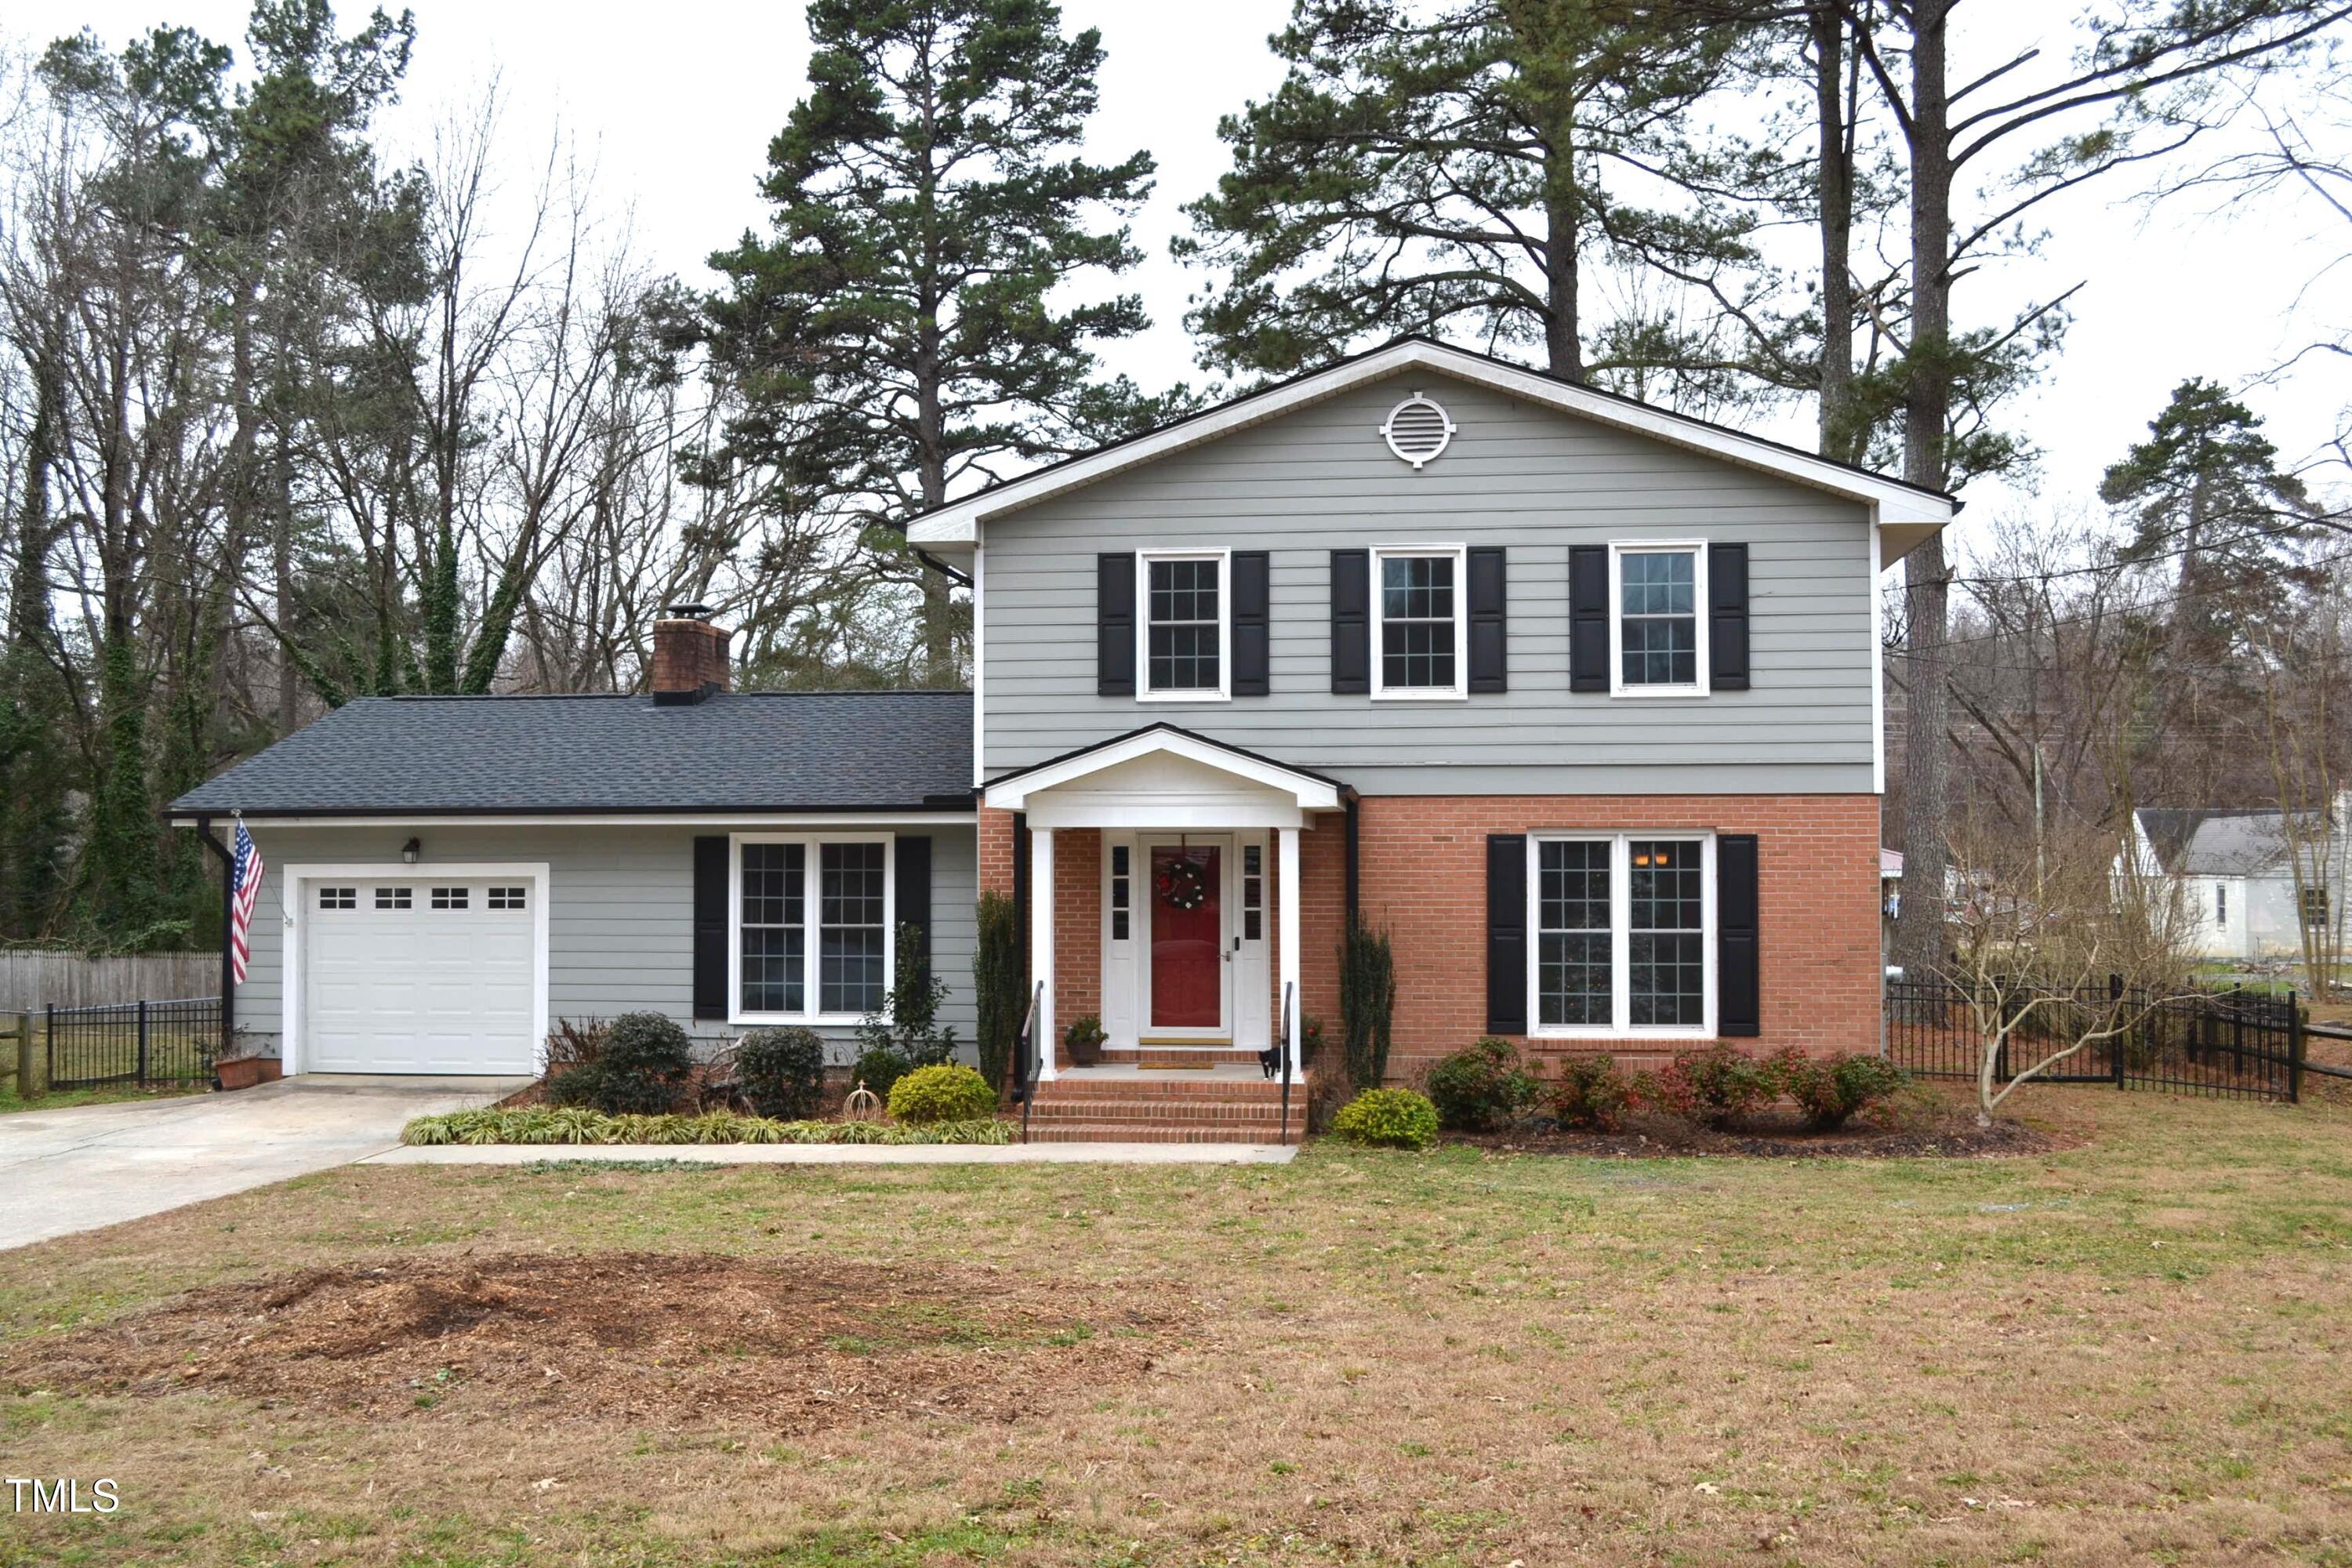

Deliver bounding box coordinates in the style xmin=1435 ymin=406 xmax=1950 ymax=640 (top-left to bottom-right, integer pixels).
xmin=982 ymin=725 xmax=1344 ymax=1083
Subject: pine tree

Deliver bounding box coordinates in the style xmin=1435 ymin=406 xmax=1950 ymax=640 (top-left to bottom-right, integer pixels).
xmin=697 ymin=0 xmax=1184 ymax=686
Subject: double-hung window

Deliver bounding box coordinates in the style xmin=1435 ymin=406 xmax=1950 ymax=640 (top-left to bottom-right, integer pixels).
xmin=1373 ymin=546 xmax=1466 ymax=697
xmin=1140 ymin=551 xmax=1228 ymax=699
xmin=732 ymin=834 xmax=894 ymax=1022
xmin=2304 ymin=886 xmax=2332 ymax=931
xmin=1530 ymin=833 xmax=1714 ymax=1036
xmin=1611 ymin=543 xmax=1707 ymax=693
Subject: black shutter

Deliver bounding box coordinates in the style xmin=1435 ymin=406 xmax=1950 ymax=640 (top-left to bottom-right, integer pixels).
xmin=1232 ymin=550 xmax=1271 ymax=696
xmin=1330 ymin=549 xmax=1370 ymax=694
xmin=1486 ymin=833 xmax=1528 ymax=1033
xmin=1569 ymin=544 xmax=1608 ymax=691
xmin=692 ymin=835 xmax=728 ymax=1021
xmin=1718 ymin=833 xmax=1760 ymax=1036
xmin=1467 ymin=546 xmax=1507 ymax=694
xmin=895 ymin=835 xmax=932 ymax=964
xmin=1709 ymin=543 xmax=1750 ymax=691
xmin=1097 ymin=553 xmax=1135 ymax=696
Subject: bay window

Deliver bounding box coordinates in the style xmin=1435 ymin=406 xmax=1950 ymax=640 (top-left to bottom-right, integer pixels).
xmin=731 ymin=834 xmax=894 ymax=1022
xmin=1531 ymin=833 xmax=1715 ymax=1036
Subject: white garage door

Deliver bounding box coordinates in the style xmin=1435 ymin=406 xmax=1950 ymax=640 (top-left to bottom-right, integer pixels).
xmin=303 ymin=878 xmax=537 ymax=1074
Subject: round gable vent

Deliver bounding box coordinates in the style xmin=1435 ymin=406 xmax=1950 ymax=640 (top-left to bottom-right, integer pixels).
xmin=1381 ymin=392 xmax=1456 ymax=469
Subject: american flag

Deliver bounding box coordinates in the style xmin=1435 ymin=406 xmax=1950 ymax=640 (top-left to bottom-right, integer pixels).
xmin=228 ymin=820 xmax=264 ymax=985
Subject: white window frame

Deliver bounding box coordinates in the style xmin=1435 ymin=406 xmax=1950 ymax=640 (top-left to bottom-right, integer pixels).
xmin=1526 ymin=832 xmax=1716 ymax=1040
xmin=728 ymin=832 xmax=896 ymax=1026
xmin=1135 ymin=548 xmax=1232 ymax=702
xmin=1370 ymin=543 xmax=1469 ymax=701
xmin=1609 ymin=540 xmax=1710 ymax=697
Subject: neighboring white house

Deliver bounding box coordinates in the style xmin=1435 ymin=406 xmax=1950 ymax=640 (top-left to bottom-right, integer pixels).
xmin=2123 ymin=797 xmax=2351 ymax=962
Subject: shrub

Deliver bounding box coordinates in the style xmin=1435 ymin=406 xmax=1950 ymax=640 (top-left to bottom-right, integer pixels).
xmin=543 ymin=1016 xmax=608 ymax=1070
xmin=855 ymin=921 xmax=959 ymax=1069
xmin=401 ymin=1108 xmax=1009 ymax=1146
xmin=887 ymin=1063 xmax=998 ymax=1124
xmin=972 ymin=891 xmax=1022 ymax=1092
xmin=547 ymin=1011 xmax=691 ymax=1114
xmin=1550 ymin=1054 xmax=1634 ymax=1131
xmin=1775 ymin=1049 xmax=1909 ymax=1130
xmin=1330 ymin=1087 xmax=1439 ymax=1151
xmin=852 ymin=1042 xmax=911 ymax=1103
xmin=1640 ymin=1044 xmax=1775 ymax=1130
xmin=737 ymin=1026 xmax=826 ymax=1120
xmin=1425 ymin=1036 xmax=1537 ymax=1131
xmin=1063 ymin=1014 xmax=1107 ymax=1065
xmin=1338 ymin=920 xmax=1396 ymax=1089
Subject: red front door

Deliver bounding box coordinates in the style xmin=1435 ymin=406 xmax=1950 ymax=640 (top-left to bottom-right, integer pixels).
xmin=1149 ymin=844 xmax=1223 ymax=1030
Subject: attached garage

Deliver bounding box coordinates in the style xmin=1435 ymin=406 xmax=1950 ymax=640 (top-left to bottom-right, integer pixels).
xmin=289 ymin=865 xmax=546 ymax=1076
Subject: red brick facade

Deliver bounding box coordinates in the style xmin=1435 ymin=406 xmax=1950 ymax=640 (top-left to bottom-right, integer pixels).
xmin=982 ymin=793 xmax=1880 ymax=1085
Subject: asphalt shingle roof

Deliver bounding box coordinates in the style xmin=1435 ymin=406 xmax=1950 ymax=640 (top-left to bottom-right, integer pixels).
xmin=2137 ymin=807 xmax=2317 ymax=877
xmin=168 ymin=691 xmax=974 ymax=817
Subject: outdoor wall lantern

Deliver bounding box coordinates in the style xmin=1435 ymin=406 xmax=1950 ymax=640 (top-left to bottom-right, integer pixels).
xmin=401 ymin=837 xmax=421 ymax=865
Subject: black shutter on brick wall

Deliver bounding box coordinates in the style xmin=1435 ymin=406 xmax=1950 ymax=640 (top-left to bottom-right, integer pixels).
xmin=1467 ymin=546 xmax=1507 ymax=693
xmin=1097 ymin=553 xmax=1136 ymax=696
xmin=895 ymin=836 xmax=932 ymax=964
xmin=1717 ymin=833 xmax=1760 ymax=1036
xmin=691 ymin=835 xmax=728 ymax=1021
xmin=1709 ymin=543 xmax=1750 ymax=691
xmin=1330 ymin=549 xmax=1370 ymax=694
xmin=1486 ymin=833 xmax=1529 ymax=1033
xmin=1233 ymin=550 xmax=1271 ymax=696
xmin=1569 ymin=545 xmax=1608 ymax=691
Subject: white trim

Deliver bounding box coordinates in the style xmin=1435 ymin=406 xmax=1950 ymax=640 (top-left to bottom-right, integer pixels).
xmin=1380 ymin=390 xmax=1457 ymax=469
xmin=1524 ymin=833 xmax=1717 ymax=1041
xmin=1869 ymin=522 xmax=1886 ymax=797
xmin=725 ymin=832 xmax=897 ymax=1028
xmin=907 ymin=339 xmax=1955 ymax=546
xmin=176 ymin=812 xmax=975 ymax=829
xmin=1277 ymin=826 xmax=1301 ymax=1071
xmin=1608 ymin=541 xmax=1710 ymax=698
xmin=973 ymin=539 xmax=987 ymax=788
xmin=984 ymin=728 xmax=1342 ymax=812
xmin=1136 ymin=549 xmax=1232 ymax=703
xmin=1031 ymin=829 xmax=1057 ymax=1082
xmin=1369 ymin=544 xmax=1470 ymax=701
xmin=278 ymin=860 xmax=550 ymax=1076
xmin=1136 ymin=834 xmax=1235 ymax=1040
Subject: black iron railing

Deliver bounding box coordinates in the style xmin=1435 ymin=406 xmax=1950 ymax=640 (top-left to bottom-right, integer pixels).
xmin=1278 ymin=980 xmax=1296 ymax=1145
xmin=1015 ymin=982 xmax=1044 ymax=1144
xmin=1885 ymin=976 xmax=2301 ymax=1102
xmin=45 ymin=998 xmax=221 ymax=1089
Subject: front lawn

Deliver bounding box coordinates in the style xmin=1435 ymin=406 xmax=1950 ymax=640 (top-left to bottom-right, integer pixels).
xmin=0 ymin=1079 xmax=208 ymax=1115
xmin=1 ymin=1087 xmax=2348 ymax=1566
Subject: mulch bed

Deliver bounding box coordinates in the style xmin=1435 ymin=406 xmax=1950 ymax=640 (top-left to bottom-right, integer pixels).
xmin=5 ymin=1253 xmax=1178 ymax=1432
xmin=1450 ymin=1109 xmax=2067 ymax=1160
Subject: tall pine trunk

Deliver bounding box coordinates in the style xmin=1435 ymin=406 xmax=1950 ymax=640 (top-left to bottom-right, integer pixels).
xmin=1891 ymin=0 xmax=1955 ymax=981
xmin=1812 ymin=2 xmax=1858 ymax=462
xmin=1541 ymin=104 xmax=1584 ymax=381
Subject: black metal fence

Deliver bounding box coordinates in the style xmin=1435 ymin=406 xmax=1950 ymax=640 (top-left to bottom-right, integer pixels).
xmin=45 ymin=998 xmax=221 ymax=1089
xmin=1886 ymin=977 xmax=2302 ymax=1102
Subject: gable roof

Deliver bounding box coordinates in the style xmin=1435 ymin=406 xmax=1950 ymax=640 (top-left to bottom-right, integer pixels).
xmin=166 ymin=691 xmax=974 ymax=819
xmin=907 ymin=336 xmax=1958 ymax=557
xmin=981 ymin=722 xmax=1346 ymax=812
xmin=2136 ymin=807 xmax=2314 ymax=877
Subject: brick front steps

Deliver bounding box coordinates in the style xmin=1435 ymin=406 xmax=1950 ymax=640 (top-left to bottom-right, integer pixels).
xmin=1022 ymin=1069 xmax=1304 ymax=1144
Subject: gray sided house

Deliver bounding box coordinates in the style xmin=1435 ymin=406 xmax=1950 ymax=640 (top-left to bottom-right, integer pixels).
xmin=169 ymin=681 xmax=975 ymax=1074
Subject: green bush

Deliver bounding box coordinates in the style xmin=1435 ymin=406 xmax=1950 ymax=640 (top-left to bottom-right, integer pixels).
xmin=1330 ymin=1087 xmax=1439 ymax=1151
xmin=1338 ymin=921 xmax=1396 ymax=1089
xmin=1637 ymin=1044 xmax=1775 ymax=1130
xmin=1772 ymin=1048 xmax=1908 ymax=1130
xmin=855 ymin=921 xmax=959 ymax=1068
xmin=401 ymin=1108 xmax=1009 ymax=1146
xmin=1550 ymin=1054 xmax=1634 ymax=1131
xmin=547 ymin=1011 xmax=692 ymax=1114
xmin=972 ymin=891 xmax=1023 ymax=1092
xmin=1425 ymin=1036 xmax=1537 ymax=1131
xmin=851 ymin=1042 xmax=911 ymax=1102
xmin=737 ymin=1026 xmax=826 ymax=1120
xmin=887 ymin=1062 xmax=998 ymax=1124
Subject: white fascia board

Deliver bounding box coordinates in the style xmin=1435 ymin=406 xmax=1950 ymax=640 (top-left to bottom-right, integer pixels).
xmin=172 ymin=811 xmax=977 ymax=829
xmin=908 ymin=339 xmax=1957 ymax=544
xmin=984 ymin=729 xmax=1342 ymax=812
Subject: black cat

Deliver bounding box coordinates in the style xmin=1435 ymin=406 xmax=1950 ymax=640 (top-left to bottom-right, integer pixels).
xmin=1256 ymin=1047 xmax=1282 ymax=1079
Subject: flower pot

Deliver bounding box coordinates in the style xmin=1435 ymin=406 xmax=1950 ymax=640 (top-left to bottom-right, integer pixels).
xmin=256 ymin=1057 xmax=284 ymax=1083
xmin=216 ymin=1056 xmax=264 ymax=1091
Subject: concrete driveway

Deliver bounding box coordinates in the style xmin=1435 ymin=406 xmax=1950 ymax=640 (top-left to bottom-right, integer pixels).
xmin=0 ymin=1076 xmax=528 ymax=1251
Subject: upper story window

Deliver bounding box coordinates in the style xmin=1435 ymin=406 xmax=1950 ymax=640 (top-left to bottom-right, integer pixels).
xmin=732 ymin=834 xmax=894 ymax=1023
xmin=2303 ymin=886 xmax=2331 ymax=931
xmin=1612 ymin=543 xmax=1707 ymax=694
xmin=1374 ymin=546 xmax=1466 ymax=698
xmin=1142 ymin=551 xmax=1227 ymax=699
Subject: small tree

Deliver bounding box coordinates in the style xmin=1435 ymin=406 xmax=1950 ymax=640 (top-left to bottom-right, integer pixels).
xmin=1944 ymin=815 xmax=2200 ymax=1127
xmin=1338 ymin=920 xmax=1396 ymax=1090
xmin=971 ymin=891 xmax=1022 ymax=1092
xmin=855 ymin=921 xmax=959 ymax=1070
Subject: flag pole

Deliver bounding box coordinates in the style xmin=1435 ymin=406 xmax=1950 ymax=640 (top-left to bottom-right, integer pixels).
xmin=196 ymin=813 xmax=236 ymax=1069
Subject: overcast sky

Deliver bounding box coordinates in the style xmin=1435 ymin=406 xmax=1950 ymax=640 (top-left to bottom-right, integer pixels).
xmin=20 ymin=0 xmax=2352 ymax=559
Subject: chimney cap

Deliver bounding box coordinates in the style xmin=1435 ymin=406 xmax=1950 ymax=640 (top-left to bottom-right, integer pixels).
xmin=662 ymin=603 xmax=714 ymax=621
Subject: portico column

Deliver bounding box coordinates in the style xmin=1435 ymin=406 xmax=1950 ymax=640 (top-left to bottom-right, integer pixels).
xmin=1278 ymin=826 xmax=1301 ymax=1075
xmin=1031 ymin=826 xmax=1057 ymax=1083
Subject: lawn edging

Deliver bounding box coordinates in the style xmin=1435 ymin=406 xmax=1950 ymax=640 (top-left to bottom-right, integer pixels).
xmin=400 ymin=1107 xmax=1012 ymax=1147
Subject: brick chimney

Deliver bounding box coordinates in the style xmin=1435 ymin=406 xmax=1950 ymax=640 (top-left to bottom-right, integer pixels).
xmin=651 ymin=605 xmax=731 ymax=706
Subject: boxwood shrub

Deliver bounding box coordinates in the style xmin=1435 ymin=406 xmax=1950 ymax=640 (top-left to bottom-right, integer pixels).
xmin=1330 ymin=1087 xmax=1439 ymax=1151
xmin=886 ymin=1063 xmax=998 ymax=1124
xmin=1425 ymin=1036 xmax=1537 ymax=1131
xmin=548 ymin=1010 xmax=693 ymax=1114
xmin=737 ymin=1026 xmax=826 ymax=1120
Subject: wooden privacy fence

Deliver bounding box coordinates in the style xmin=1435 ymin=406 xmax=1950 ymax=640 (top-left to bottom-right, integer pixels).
xmin=1885 ymin=977 xmax=2303 ymax=1102
xmin=0 ymin=950 xmax=216 ymax=1013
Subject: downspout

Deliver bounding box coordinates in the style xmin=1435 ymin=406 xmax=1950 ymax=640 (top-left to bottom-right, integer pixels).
xmin=195 ymin=814 xmax=235 ymax=1063
xmin=1343 ymin=790 xmax=1361 ymax=929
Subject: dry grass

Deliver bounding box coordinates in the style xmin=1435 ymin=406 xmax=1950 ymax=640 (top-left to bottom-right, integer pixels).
xmin=1 ymin=1086 xmax=2350 ymax=1566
